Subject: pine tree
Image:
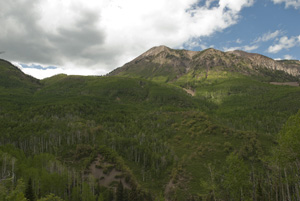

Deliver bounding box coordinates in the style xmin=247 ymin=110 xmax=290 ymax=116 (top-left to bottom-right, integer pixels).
xmin=116 ymin=181 xmax=123 ymax=201
xmin=123 ymin=189 xmax=129 ymax=201
xmin=97 ymin=194 xmax=104 ymax=201
xmin=25 ymin=178 xmax=35 ymax=201
xmin=129 ymin=186 xmax=138 ymax=201
xmin=37 ymin=193 xmax=64 ymax=201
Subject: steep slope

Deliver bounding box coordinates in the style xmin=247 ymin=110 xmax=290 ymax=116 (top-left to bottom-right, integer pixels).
xmin=277 ymin=59 xmax=300 ymax=75
xmin=110 ymin=46 xmax=197 ymax=82
xmin=109 ymin=46 xmax=300 ymax=135
xmin=37 ymin=75 xmax=204 ymax=110
xmin=109 ymin=46 xmax=300 ymax=82
xmin=0 ymin=59 xmax=40 ymax=89
xmin=229 ymin=50 xmax=300 ymax=79
xmin=0 ymin=59 xmax=40 ymax=110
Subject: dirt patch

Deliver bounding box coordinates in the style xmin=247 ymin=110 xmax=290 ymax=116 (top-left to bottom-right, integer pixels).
xmin=164 ymin=168 xmax=190 ymax=201
xmin=270 ymin=82 xmax=299 ymax=87
xmin=88 ymin=155 xmax=131 ymax=189
xmin=164 ymin=178 xmax=177 ymax=201
xmin=183 ymin=88 xmax=195 ymax=96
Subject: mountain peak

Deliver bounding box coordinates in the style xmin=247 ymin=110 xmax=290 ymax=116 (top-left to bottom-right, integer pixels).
xmin=201 ymin=48 xmax=224 ymax=55
xmin=109 ymin=46 xmax=300 ymax=80
xmin=141 ymin=45 xmax=171 ymax=57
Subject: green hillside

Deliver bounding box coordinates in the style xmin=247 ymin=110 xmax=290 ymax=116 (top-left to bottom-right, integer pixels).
xmin=0 ymin=59 xmax=40 ymax=111
xmin=1 ymin=56 xmax=300 ymax=201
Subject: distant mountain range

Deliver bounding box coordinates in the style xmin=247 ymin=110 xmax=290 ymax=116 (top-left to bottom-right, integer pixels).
xmin=109 ymin=45 xmax=300 ymax=82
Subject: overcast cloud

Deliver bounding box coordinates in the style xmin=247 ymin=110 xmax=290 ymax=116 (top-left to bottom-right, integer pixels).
xmin=0 ymin=0 xmax=254 ymax=79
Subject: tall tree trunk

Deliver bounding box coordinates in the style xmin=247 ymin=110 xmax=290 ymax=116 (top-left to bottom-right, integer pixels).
xmin=275 ymin=182 xmax=278 ymax=201
xmin=279 ymin=167 xmax=286 ymax=201
xmin=251 ymin=165 xmax=256 ymax=201
xmin=284 ymin=168 xmax=291 ymax=201
xmin=295 ymin=161 xmax=300 ymax=201
xmin=295 ymin=183 xmax=300 ymax=201
xmin=208 ymin=164 xmax=217 ymax=201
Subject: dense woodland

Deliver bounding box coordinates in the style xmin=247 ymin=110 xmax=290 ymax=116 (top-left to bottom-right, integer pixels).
xmin=0 ymin=58 xmax=300 ymax=200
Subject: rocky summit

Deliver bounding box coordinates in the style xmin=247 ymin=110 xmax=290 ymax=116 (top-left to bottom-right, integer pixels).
xmin=109 ymin=45 xmax=300 ymax=81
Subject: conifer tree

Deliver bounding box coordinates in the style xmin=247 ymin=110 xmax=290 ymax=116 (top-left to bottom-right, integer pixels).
xmin=25 ymin=178 xmax=35 ymax=201
xmin=97 ymin=194 xmax=104 ymax=201
xmin=116 ymin=181 xmax=123 ymax=201
xmin=129 ymin=186 xmax=138 ymax=201
xmin=123 ymin=189 xmax=129 ymax=201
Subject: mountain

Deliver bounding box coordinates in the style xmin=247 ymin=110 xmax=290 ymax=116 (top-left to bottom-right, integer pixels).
xmin=109 ymin=45 xmax=300 ymax=82
xmin=0 ymin=59 xmax=40 ymax=110
xmin=0 ymin=59 xmax=40 ymax=89
xmin=1 ymin=51 xmax=300 ymax=201
xmin=229 ymin=50 xmax=300 ymax=76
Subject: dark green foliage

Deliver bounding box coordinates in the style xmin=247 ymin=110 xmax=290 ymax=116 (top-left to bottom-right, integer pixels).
xmin=223 ymin=153 xmax=251 ymax=200
xmin=116 ymin=181 xmax=124 ymax=201
xmin=25 ymin=178 xmax=35 ymax=201
xmin=123 ymin=189 xmax=129 ymax=201
xmin=129 ymin=187 xmax=138 ymax=201
xmin=277 ymin=110 xmax=300 ymax=163
xmin=1 ymin=58 xmax=300 ymax=200
xmin=38 ymin=193 xmax=65 ymax=201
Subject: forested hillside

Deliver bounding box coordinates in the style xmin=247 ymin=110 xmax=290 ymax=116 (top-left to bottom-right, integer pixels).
xmin=1 ymin=48 xmax=300 ymax=201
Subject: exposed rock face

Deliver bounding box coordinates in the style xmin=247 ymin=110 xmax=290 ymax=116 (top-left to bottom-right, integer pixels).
xmin=109 ymin=46 xmax=300 ymax=80
xmin=228 ymin=50 xmax=300 ymax=77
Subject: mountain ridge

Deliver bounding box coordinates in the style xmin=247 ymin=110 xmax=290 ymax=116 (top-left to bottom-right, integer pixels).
xmin=1 ymin=55 xmax=300 ymax=200
xmin=0 ymin=59 xmax=40 ymax=86
xmin=109 ymin=46 xmax=300 ymax=81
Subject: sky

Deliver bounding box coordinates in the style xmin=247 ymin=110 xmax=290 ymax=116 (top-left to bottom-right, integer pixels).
xmin=0 ymin=0 xmax=299 ymax=79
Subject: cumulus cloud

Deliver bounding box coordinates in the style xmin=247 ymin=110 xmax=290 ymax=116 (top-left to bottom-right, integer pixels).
xmin=254 ymin=30 xmax=282 ymax=43
xmin=268 ymin=35 xmax=300 ymax=53
xmin=223 ymin=44 xmax=259 ymax=52
xmin=0 ymin=0 xmax=255 ymax=79
xmin=243 ymin=45 xmax=259 ymax=51
xmin=272 ymin=0 xmax=300 ymax=9
xmin=284 ymin=54 xmax=295 ymax=59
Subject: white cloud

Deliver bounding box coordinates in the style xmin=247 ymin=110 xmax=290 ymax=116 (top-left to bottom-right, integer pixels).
xmin=223 ymin=46 xmax=241 ymax=51
xmin=255 ymin=30 xmax=282 ymax=43
xmin=13 ymin=62 xmax=106 ymax=79
xmin=283 ymin=54 xmax=295 ymax=59
xmin=243 ymin=45 xmax=259 ymax=51
xmin=223 ymin=44 xmax=258 ymax=52
xmin=268 ymin=35 xmax=300 ymax=53
xmin=1 ymin=0 xmax=255 ymax=78
xmin=272 ymin=0 xmax=300 ymax=9
xmin=236 ymin=38 xmax=243 ymax=44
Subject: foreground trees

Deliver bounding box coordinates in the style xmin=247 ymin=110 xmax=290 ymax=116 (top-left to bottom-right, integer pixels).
xmin=199 ymin=111 xmax=300 ymax=201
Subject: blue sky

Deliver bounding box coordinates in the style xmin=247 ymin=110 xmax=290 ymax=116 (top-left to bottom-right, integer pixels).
xmin=0 ymin=0 xmax=299 ymax=79
xmin=193 ymin=0 xmax=300 ymax=60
